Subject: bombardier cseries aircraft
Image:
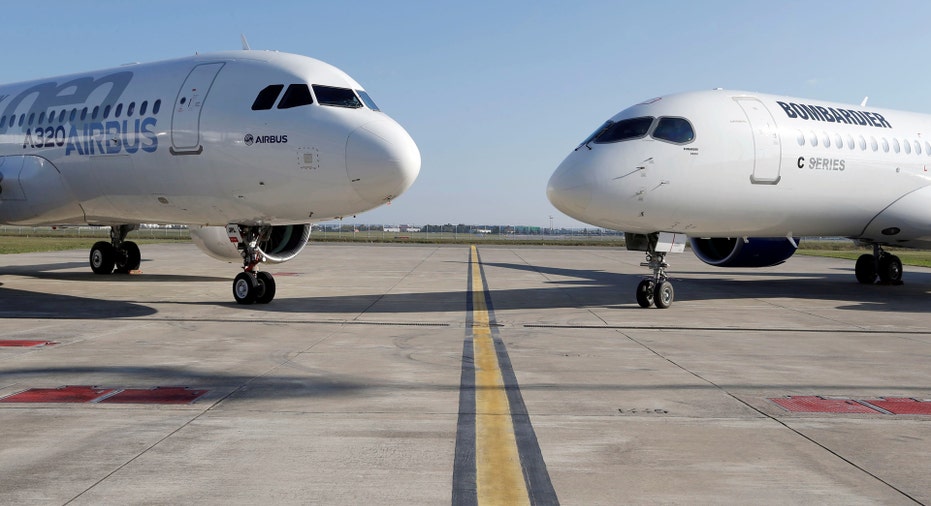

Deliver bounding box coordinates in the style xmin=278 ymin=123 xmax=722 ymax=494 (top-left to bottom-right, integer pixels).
xmin=548 ymin=89 xmax=931 ymax=308
xmin=0 ymin=49 xmax=420 ymax=304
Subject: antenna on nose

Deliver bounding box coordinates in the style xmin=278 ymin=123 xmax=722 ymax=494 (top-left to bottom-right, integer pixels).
xmin=241 ymin=34 xmax=252 ymax=51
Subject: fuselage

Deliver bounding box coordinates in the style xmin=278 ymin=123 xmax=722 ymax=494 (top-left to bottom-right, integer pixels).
xmin=548 ymin=89 xmax=931 ymax=248
xmin=0 ymin=50 xmax=420 ymax=227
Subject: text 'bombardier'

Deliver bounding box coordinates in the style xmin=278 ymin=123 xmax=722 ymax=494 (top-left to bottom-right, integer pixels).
xmin=548 ymin=89 xmax=931 ymax=308
xmin=0 ymin=48 xmax=420 ymax=304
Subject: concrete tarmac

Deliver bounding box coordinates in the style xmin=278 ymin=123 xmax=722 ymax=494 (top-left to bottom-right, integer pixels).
xmin=0 ymin=242 xmax=929 ymax=505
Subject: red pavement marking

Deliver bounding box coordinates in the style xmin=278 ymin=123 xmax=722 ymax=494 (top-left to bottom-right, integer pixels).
xmin=0 ymin=385 xmax=115 ymax=403
xmin=98 ymin=386 xmax=208 ymax=405
xmin=863 ymin=398 xmax=931 ymax=415
xmin=0 ymin=340 xmax=57 ymax=347
xmin=770 ymin=396 xmax=880 ymax=414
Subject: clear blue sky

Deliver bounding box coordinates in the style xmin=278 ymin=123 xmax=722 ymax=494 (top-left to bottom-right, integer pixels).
xmin=4 ymin=1 xmax=930 ymax=228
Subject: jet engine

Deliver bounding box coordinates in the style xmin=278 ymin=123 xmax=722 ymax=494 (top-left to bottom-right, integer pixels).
xmin=190 ymin=224 xmax=311 ymax=263
xmin=689 ymin=237 xmax=798 ymax=268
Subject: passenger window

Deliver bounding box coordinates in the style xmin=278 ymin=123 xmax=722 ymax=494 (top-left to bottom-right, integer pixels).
xmin=38 ymin=112 xmax=46 ymax=124
xmin=103 ymin=105 xmax=111 ymax=118
xmin=594 ymin=117 xmax=654 ymax=144
xmin=18 ymin=114 xmax=25 ymax=127
xmin=881 ymin=138 xmax=889 ymax=152
xmin=357 ymin=90 xmax=380 ymax=111
xmin=870 ymin=137 xmax=878 ymax=151
xmin=0 ymin=116 xmax=5 ymax=128
xmin=858 ymin=135 xmax=866 ymax=150
xmin=796 ymin=131 xmax=805 ymax=146
xmin=903 ymin=139 xmax=911 ymax=154
xmin=58 ymin=110 xmax=66 ymax=123
xmin=312 ymin=85 xmax=363 ymax=108
xmin=808 ymin=131 xmax=818 ymax=147
xmin=277 ymin=84 xmax=314 ymax=109
xmin=252 ymin=84 xmax=284 ymax=110
xmin=925 ymin=141 xmax=931 ymax=155
xmin=651 ymin=117 xmax=695 ymax=144
xmin=115 ymin=104 xmax=123 ymax=118
xmin=822 ymin=133 xmax=830 ymax=148
xmin=140 ymin=101 xmax=148 ymax=115
xmin=833 ymin=133 xmax=843 ymax=149
xmin=80 ymin=108 xmax=87 ymax=121
xmin=28 ymin=113 xmax=35 ymax=125
xmin=915 ymin=140 xmax=922 ymax=155
xmin=153 ymin=99 xmax=161 ymax=115
xmin=92 ymin=106 xmax=100 ymax=120
xmin=127 ymin=102 xmax=135 ymax=117
xmin=892 ymin=138 xmax=900 ymax=153
xmin=846 ymin=135 xmax=854 ymax=149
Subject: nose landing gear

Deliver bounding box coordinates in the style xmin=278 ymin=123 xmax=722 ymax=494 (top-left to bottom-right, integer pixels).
xmin=230 ymin=225 xmax=277 ymax=305
xmin=636 ymin=251 xmax=674 ymax=309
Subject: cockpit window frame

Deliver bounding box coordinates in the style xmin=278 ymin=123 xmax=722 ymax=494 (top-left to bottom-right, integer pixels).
xmin=277 ymin=84 xmax=314 ymax=109
xmin=252 ymin=84 xmax=285 ymax=111
xmin=650 ymin=116 xmax=696 ymax=145
xmin=312 ymin=84 xmax=363 ymax=109
xmin=592 ymin=116 xmax=655 ymax=144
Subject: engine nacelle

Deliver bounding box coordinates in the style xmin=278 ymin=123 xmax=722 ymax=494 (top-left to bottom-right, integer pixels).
xmin=689 ymin=237 xmax=798 ymax=268
xmin=190 ymin=224 xmax=311 ymax=264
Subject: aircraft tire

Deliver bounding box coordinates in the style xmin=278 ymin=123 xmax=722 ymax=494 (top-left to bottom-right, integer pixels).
xmin=115 ymin=241 xmax=141 ymax=273
xmin=90 ymin=241 xmax=116 ymax=275
xmin=877 ymin=254 xmax=903 ymax=284
xmin=654 ymin=281 xmax=674 ymax=309
xmin=255 ymin=271 xmax=276 ymax=304
xmin=854 ymin=254 xmax=876 ymax=284
xmin=233 ymin=272 xmax=259 ymax=305
xmin=636 ymin=279 xmax=654 ymax=308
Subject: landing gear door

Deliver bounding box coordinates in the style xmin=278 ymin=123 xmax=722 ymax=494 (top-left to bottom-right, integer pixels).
xmin=171 ymin=62 xmax=225 ymax=155
xmin=735 ymin=97 xmax=782 ymax=185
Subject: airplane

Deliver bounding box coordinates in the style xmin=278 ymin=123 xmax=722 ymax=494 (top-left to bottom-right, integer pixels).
xmin=0 ymin=48 xmax=420 ymax=304
xmin=547 ymin=89 xmax=931 ymax=308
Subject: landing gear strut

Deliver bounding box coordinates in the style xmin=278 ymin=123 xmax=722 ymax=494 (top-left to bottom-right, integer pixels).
xmin=89 ymin=224 xmax=141 ymax=275
xmin=637 ymin=251 xmax=674 ymax=309
xmin=231 ymin=225 xmax=276 ymax=305
xmin=855 ymin=244 xmax=903 ymax=285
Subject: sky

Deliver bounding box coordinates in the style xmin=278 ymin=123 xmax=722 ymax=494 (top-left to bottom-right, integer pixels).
xmin=4 ymin=0 xmax=931 ymax=229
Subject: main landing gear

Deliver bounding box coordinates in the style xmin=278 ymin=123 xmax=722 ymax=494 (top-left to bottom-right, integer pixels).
xmin=89 ymin=225 xmax=141 ymax=275
xmin=231 ymin=225 xmax=276 ymax=305
xmin=855 ymin=244 xmax=903 ymax=285
xmin=636 ymin=251 xmax=675 ymax=309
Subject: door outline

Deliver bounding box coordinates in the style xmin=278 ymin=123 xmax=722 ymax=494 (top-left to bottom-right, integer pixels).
xmin=170 ymin=62 xmax=225 ymax=155
xmin=735 ymin=97 xmax=782 ymax=185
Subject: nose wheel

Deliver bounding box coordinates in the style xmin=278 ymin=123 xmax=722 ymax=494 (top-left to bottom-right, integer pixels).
xmin=637 ymin=252 xmax=674 ymax=308
xmin=231 ymin=225 xmax=278 ymax=305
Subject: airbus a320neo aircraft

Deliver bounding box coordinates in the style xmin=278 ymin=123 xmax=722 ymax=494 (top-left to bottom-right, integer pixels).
xmin=548 ymin=89 xmax=931 ymax=308
xmin=0 ymin=49 xmax=420 ymax=304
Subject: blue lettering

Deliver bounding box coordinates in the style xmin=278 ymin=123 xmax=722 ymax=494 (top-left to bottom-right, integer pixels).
xmin=141 ymin=117 xmax=157 ymax=153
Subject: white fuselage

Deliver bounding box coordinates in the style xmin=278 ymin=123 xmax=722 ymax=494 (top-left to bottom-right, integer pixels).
xmin=0 ymin=50 xmax=420 ymax=228
xmin=548 ymin=89 xmax=931 ymax=248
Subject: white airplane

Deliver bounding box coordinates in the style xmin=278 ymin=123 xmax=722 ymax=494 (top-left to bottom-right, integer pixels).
xmin=547 ymin=89 xmax=931 ymax=308
xmin=0 ymin=49 xmax=420 ymax=304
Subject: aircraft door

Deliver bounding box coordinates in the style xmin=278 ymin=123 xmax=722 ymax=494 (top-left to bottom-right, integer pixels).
xmin=171 ymin=62 xmax=225 ymax=155
xmin=735 ymin=97 xmax=782 ymax=184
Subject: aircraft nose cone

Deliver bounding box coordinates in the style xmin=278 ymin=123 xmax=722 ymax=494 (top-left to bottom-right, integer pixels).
xmin=547 ymin=157 xmax=593 ymax=217
xmin=346 ymin=120 xmax=421 ymax=205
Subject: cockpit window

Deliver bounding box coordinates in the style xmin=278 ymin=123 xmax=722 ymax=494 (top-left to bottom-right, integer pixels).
xmin=594 ymin=117 xmax=654 ymax=144
xmin=357 ymin=90 xmax=380 ymax=111
xmin=651 ymin=117 xmax=695 ymax=144
xmin=278 ymin=84 xmax=314 ymax=109
xmin=252 ymin=84 xmax=284 ymax=110
xmin=575 ymin=121 xmax=612 ymax=150
xmin=312 ymin=85 xmax=362 ymax=108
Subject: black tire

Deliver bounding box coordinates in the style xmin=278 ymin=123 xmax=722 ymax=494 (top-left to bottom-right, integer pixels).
xmin=255 ymin=271 xmax=276 ymax=304
xmin=877 ymin=254 xmax=903 ymax=284
xmin=654 ymin=281 xmax=674 ymax=309
xmin=233 ymin=272 xmax=258 ymax=305
xmin=636 ymin=279 xmax=654 ymax=308
xmin=90 ymin=241 xmax=116 ymax=274
xmin=854 ymin=254 xmax=875 ymax=284
xmin=115 ymin=241 xmax=141 ymax=273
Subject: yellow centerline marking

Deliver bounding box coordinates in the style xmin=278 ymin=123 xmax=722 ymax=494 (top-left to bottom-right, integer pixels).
xmin=471 ymin=245 xmax=530 ymax=506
